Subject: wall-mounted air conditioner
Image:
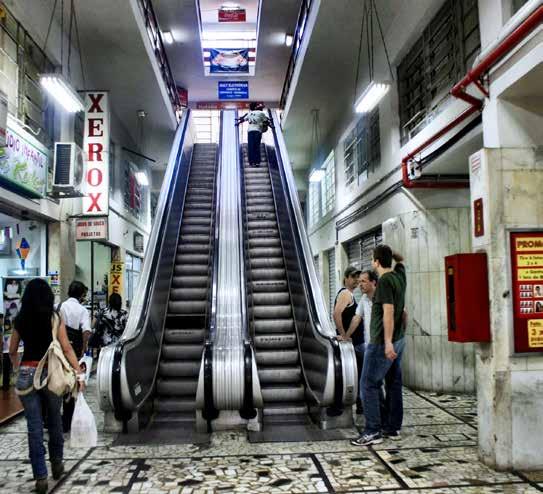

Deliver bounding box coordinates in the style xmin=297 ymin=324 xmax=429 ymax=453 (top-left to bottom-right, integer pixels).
xmin=52 ymin=142 xmax=85 ymax=195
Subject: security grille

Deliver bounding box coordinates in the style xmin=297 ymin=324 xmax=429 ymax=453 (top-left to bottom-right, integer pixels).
xmin=321 ymin=151 xmax=335 ymax=216
xmin=397 ymin=0 xmax=480 ymax=143
xmin=344 ymin=108 xmax=380 ymax=187
xmin=326 ymin=248 xmax=336 ymax=317
xmin=308 ymin=182 xmax=320 ymax=227
xmin=346 ymin=228 xmax=383 ymax=272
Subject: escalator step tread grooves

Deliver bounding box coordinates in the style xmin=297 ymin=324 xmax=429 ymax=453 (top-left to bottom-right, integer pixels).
xmin=242 ymin=144 xmax=306 ymax=417
xmin=154 ymin=144 xmax=218 ymax=421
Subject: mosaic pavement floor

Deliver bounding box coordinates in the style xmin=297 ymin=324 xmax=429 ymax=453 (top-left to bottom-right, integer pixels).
xmin=1 ymin=379 xmax=541 ymax=493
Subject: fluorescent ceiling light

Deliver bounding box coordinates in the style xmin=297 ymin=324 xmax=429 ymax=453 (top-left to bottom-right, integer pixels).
xmin=40 ymin=74 xmax=84 ymax=113
xmin=285 ymin=34 xmax=293 ymax=47
xmin=162 ymin=31 xmax=174 ymax=44
xmin=354 ymin=81 xmax=390 ymax=113
xmin=135 ymin=171 xmax=149 ymax=186
xmin=202 ymin=39 xmax=256 ymax=49
xmin=309 ymin=169 xmax=325 ymax=183
xmin=221 ymin=3 xmax=241 ymax=9
xmin=202 ymin=31 xmax=255 ymax=40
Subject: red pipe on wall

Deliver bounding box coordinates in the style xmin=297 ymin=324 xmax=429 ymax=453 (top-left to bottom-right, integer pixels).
xmin=402 ymin=5 xmax=543 ymax=189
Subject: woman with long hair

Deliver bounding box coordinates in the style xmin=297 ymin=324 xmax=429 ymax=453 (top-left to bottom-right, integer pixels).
xmin=9 ymin=279 xmax=85 ymax=493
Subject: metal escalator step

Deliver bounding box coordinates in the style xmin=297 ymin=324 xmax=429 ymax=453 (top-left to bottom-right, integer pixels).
xmin=171 ymin=275 xmax=208 ymax=288
xmin=164 ymin=329 xmax=205 ymax=344
xmin=184 ymin=209 xmax=211 ymax=218
xmin=252 ymin=305 xmax=292 ymax=319
xmin=250 ymin=268 xmax=285 ymax=280
xmin=170 ymin=287 xmax=208 ymax=300
xmin=250 ymin=257 xmax=284 ymax=270
xmin=254 ymin=333 xmax=296 ymax=349
xmin=157 ymin=378 xmax=198 ymax=396
xmin=247 ymin=220 xmax=277 ymax=230
xmin=252 ymin=291 xmax=290 ymax=305
xmin=253 ymin=318 xmax=294 ymax=334
xmin=261 ymin=384 xmax=305 ymax=403
xmin=247 ymin=229 xmax=278 ymax=239
xmin=247 ymin=212 xmax=276 ymax=222
xmin=177 ymin=244 xmax=209 ymax=255
xmin=169 ymin=299 xmax=207 ymax=314
xmin=258 ymin=366 xmax=301 ymax=384
xmin=246 ymin=191 xmax=272 ymax=199
xmin=179 ymin=234 xmax=210 ymax=244
xmin=247 ymin=204 xmax=275 ymax=214
xmin=152 ymin=411 xmax=195 ymax=423
xmin=182 ymin=216 xmax=212 ymax=226
xmin=181 ymin=225 xmax=211 ymax=236
xmin=251 ymin=280 xmax=288 ymax=292
xmin=249 ymin=238 xmax=281 ymax=248
xmin=263 ymin=403 xmax=308 ymax=416
xmin=159 ymin=360 xmax=200 ymax=377
xmin=245 ymin=185 xmax=271 ymax=193
xmin=162 ymin=344 xmax=203 ymax=360
xmin=174 ymin=264 xmax=209 ymax=276
xmin=250 ymin=247 xmax=283 ymax=258
xmin=255 ymin=348 xmax=298 ymax=365
xmin=246 ymin=196 xmax=274 ymax=204
xmin=184 ymin=201 xmax=212 ymax=209
xmin=245 ymin=180 xmax=271 ymax=188
xmin=185 ymin=193 xmax=212 ymax=201
xmin=155 ymin=397 xmax=196 ymax=413
xmin=175 ymin=253 xmax=209 ymax=265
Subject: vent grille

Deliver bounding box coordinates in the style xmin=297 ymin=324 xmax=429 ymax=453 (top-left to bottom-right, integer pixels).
xmin=54 ymin=144 xmax=72 ymax=185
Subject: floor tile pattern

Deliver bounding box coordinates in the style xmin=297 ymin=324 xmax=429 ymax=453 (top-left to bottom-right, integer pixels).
xmin=0 ymin=378 xmax=539 ymax=493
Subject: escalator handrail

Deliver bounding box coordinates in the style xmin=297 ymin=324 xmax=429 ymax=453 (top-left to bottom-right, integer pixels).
xmin=268 ymin=110 xmax=345 ymax=409
xmin=106 ymin=110 xmax=192 ymax=417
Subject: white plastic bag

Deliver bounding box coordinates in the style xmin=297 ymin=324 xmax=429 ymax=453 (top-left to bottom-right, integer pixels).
xmin=70 ymin=393 xmax=97 ymax=448
xmin=78 ymin=355 xmax=93 ymax=384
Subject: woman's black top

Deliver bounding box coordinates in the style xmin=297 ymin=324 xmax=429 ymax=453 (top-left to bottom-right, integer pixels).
xmin=16 ymin=316 xmax=53 ymax=362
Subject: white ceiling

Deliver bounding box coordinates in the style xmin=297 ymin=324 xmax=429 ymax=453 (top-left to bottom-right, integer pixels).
xmin=154 ymin=0 xmax=299 ymax=104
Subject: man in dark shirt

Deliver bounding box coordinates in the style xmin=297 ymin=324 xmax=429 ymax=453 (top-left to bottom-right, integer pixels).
xmin=351 ymin=244 xmax=407 ymax=446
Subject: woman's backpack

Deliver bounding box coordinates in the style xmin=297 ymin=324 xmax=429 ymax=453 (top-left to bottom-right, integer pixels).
xmin=33 ymin=313 xmax=77 ymax=397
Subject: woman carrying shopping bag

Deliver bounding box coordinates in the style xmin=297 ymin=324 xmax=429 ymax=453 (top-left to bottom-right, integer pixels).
xmin=9 ymin=279 xmax=85 ymax=494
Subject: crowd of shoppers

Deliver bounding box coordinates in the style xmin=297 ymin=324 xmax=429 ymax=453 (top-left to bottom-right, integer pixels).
xmin=334 ymin=244 xmax=407 ymax=447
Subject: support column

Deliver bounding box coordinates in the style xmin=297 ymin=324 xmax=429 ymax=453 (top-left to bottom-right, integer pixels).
xmin=470 ymin=146 xmax=543 ymax=470
xmin=48 ymin=218 xmax=76 ymax=302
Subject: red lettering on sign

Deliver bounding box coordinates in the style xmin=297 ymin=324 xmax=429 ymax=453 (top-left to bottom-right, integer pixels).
xmin=88 ymin=143 xmax=103 ymax=162
xmin=111 ymin=274 xmax=121 ymax=284
xmin=88 ymin=118 xmax=104 ymax=137
xmin=88 ymin=94 xmax=104 ymax=113
xmin=87 ymin=193 xmax=102 ymax=212
xmin=87 ymin=168 xmax=103 ymax=186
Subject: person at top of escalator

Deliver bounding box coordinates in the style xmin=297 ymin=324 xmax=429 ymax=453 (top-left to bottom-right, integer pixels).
xmin=334 ymin=265 xmax=364 ymax=414
xmin=235 ymin=102 xmax=273 ymax=167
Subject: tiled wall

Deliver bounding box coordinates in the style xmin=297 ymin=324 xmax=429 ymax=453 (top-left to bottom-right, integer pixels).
xmin=383 ymin=207 xmax=475 ymax=393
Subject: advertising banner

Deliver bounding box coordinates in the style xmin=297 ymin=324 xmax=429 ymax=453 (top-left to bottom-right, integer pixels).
xmin=0 ymin=117 xmax=48 ymax=198
xmin=209 ymin=49 xmax=249 ymax=73
xmin=218 ymin=81 xmax=249 ymax=100
xmin=218 ymin=8 xmax=246 ymax=22
xmin=76 ymin=217 xmax=108 ymax=241
xmin=83 ymin=91 xmax=110 ymax=215
xmin=108 ymin=261 xmax=124 ymax=297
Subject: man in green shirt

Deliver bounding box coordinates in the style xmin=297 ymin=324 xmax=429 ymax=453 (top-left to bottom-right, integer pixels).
xmin=351 ymin=245 xmax=406 ymax=446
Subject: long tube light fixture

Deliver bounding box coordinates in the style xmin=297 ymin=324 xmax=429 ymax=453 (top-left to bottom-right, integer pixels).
xmin=40 ymin=74 xmax=84 ymax=113
xmin=202 ymin=30 xmax=255 ymax=40
xmin=135 ymin=171 xmax=149 ymax=186
xmin=354 ymin=81 xmax=390 ymax=113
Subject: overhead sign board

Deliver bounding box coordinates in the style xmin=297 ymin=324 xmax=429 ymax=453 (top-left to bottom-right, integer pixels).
xmin=76 ymin=217 xmax=108 ymax=241
xmin=218 ymin=81 xmax=249 ymax=100
xmin=218 ymin=8 xmax=246 ymax=22
xmin=83 ymin=91 xmax=110 ymax=216
xmin=210 ymin=49 xmax=249 ymax=73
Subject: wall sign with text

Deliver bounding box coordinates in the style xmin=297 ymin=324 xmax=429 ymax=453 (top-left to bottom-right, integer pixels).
xmin=83 ymin=91 xmax=110 ymax=215
xmin=511 ymin=232 xmax=543 ymax=352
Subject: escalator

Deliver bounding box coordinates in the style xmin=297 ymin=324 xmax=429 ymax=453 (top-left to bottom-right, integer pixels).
xmin=240 ymin=112 xmax=358 ymax=439
xmin=154 ymin=144 xmax=218 ymax=424
xmin=242 ymin=144 xmax=307 ymax=419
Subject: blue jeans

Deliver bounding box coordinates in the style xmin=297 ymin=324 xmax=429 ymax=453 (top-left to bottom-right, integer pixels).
xmin=16 ymin=367 xmax=64 ymax=479
xmin=361 ymin=337 xmax=405 ymax=435
xmin=247 ymin=131 xmax=262 ymax=165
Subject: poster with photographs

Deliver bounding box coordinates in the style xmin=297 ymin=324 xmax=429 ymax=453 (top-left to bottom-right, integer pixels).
xmin=534 ymin=285 xmax=543 ymax=298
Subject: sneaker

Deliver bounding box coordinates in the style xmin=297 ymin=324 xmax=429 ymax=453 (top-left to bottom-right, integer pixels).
xmin=350 ymin=432 xmax=383 ymax=446
xmin=382 ymin=430 xmax=401 ymax=440
xmin=51 ymin=460 xmax=65 ymax=480
xmin=35 ymin=478 xmax=48 ymax=493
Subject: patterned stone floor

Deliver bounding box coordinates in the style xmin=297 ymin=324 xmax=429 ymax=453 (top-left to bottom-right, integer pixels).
xmin=1 ymin=379 xmax=541 ymax=493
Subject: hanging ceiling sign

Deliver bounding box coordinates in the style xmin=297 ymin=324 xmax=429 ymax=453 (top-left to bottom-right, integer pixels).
xmin=218 ymin=81 xmax=249 ymax=100
xmin=83 ymin=91 xmax=110 ymax=216
xmin=210 ymin=48 xmax=249 ymax=73
xmin=75 ymin=216 xmax=108 ymax=241
xmin=177 ymin=86 xmax=188 ymax=108
xmin=196 ymin=101 xmax=250 ymax=110
xmin=218 ymin=8 xmax=246 ymax=22
xmin=1 ymin=115 xmax=48 ymax=198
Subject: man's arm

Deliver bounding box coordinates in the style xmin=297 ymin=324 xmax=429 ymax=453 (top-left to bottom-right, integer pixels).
xmin=344 ymin=314 xmax=362 ymax=340
xmin=333 ymin=291 xmax=351 ymax=337
xmin=383 ymin=304 xmax=397 ymax=360
xmin=81 ymin=308 xmax=92 ymax=355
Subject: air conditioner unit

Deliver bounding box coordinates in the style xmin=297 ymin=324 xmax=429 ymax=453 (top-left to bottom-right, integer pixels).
xmin=52 ymin=142 xmax=85 ymax=194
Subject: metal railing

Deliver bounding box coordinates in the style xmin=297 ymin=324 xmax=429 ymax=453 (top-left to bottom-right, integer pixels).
xmin=279 ymin=0 xmax=314 ymax=110
xmin=137 ymin=0 xmax=183 ymax=120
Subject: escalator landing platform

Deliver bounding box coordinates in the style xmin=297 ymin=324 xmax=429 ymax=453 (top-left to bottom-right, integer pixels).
xmin=113 ymin=421 xmax=210 ymax=446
